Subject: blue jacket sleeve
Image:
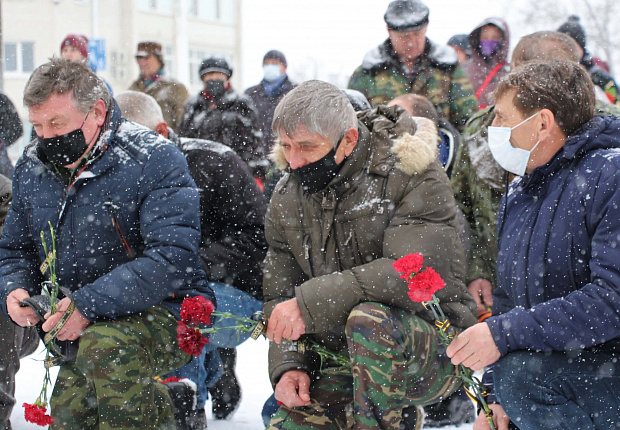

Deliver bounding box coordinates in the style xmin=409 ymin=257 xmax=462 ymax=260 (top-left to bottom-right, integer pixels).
xmin=0 ymin=173 xmax=44 ymax=319
xmin=487 ymin=165 xmax=620 ymax=355
xmin=72 ymin=144 xmax=204 ymax=321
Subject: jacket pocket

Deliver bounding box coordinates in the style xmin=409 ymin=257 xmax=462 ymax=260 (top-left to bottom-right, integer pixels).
xmin=105 ymin=203 xmax=135 ymax=259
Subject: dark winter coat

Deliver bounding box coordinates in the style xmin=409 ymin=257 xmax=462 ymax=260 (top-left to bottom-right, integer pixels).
xmin=244 ymin=76 xmax=296 ymax=151
xmin=488 ymin=115 xmax=620 ymax=357
xmin=0 ymin=103 xmax=213 ymax=322
xmin=465 ymin=18 xmax=510 ymax=108
xmin=264 ymin=106 xmax=477 ymax=385
xmin=168 ymin=131 xmax=267 ymax=300
xmin=178 ymin=87 xmax=266 ymax=178
xmin=0 ymin=92 xmax=23 ymax=148
xmin=582 ymin=53 xmax=620 ymax=106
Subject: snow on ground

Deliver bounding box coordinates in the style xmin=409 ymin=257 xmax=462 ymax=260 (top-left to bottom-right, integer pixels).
xmin=13 ymin=337 xmax=473 ymax=429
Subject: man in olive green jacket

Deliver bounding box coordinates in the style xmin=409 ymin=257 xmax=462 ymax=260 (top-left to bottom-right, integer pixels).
xmin=263 ymin=80 xmax=477 ymax=430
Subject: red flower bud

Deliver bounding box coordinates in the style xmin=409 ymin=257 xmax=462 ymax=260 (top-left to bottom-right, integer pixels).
xmin=407 ymin=267 xmax=445 ymax=302
xmin=177 ymin=321 xmax=209 ymax=357
xmin=393 ymin=253 xmax=424 ymax=280
xmin=23 ymin=403 xmax=54 ymax=426
xmin=180 ymin=296 xmax=215 ymax=326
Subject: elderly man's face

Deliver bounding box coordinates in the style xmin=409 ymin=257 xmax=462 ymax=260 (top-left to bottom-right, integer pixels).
xmin=136 ymin=54 xmax=161 ymax=77
xmin=279 ymin=125 xmax=357 ymax=170
xmin=388 ymin=26 xmax=427 ymax=62
xmin=29 ymin=92 xmax=105 ymax=169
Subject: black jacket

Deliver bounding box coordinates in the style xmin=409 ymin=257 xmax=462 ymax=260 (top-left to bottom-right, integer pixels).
xmin=0 ymin=92 xmax=23 ymax=148
xmin=178 ymin=88 xmax=267 ymax=178
xmin=244 ymin=76 xmax=296 ymax=150
xmin=169 ymin=131 xmax=268 ymax=299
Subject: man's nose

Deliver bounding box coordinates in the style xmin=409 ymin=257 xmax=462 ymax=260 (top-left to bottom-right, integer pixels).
xmin=287 ymin=148 xmax=307 ymax=170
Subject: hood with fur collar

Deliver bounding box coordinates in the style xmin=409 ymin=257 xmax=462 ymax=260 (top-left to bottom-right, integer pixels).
xmin=270 ymin=105 xmax=439 ymax=177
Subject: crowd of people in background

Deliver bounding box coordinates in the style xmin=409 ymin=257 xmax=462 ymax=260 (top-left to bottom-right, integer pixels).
xmin=0 ymin=0 xmax=619 ymax=429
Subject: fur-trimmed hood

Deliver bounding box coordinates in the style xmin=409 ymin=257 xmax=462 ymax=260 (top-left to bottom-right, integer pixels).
xmin=270 ymin=105 xmax=439 ymax=178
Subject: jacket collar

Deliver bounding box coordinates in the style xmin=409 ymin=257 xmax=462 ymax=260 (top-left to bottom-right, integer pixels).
xmin=362 ymin=38 xmax=458 ymax=73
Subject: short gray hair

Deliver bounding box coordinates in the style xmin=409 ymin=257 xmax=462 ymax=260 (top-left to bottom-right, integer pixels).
xmin=23 ymin=57 xmax=111 ymax=113
xmin=272 ymin=80 xmax=357 ymax=145
xmin=115 ymin=91 xmax=164 ymax=130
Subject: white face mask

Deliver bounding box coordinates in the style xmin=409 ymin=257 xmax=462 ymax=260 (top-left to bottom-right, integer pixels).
xmin=488 ymin=112 xmax=541 ymax=176
xmin=263 ymin=64 xmax=283 ymax=82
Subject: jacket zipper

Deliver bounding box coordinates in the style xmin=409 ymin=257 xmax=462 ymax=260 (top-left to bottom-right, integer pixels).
xmin=303 ymin=234 xmax=314 ymax=277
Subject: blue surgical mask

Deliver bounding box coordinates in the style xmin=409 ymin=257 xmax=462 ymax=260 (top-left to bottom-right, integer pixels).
xmin=487 ymin=112 xmax=540 ymax=176
xmin=263 ymin=64 xmax=282 ymax=82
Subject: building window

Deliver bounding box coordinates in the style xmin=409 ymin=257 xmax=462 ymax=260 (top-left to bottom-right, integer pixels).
xmin=188 ymin=0 xmax=236 ymax=24
xmin=164 ymin=45 xmax=175 ymax=75
xmin=110 ymin=50 xmax=128 ymax=81
xmin=136 ymin=0 xmax=173 ymax=14
xmin=3 ymin=41 xmax=35 ymax=75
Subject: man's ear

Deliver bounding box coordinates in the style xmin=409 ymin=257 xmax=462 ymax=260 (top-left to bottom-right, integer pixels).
xmin=154 ymin=122 xmax=169 ymax=138
xmin=93 ymin=99 xmax=107 ymax=126
xmin=537 ymin=108 xmax=556 ymax=142
xmin=342 ymin=127 xmax=359 ymax=157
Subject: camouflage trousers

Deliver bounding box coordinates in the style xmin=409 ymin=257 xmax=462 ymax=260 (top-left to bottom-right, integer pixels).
xmin=268 ymin=302 xmax=461 ymax=430
xmin=50 ymin=306 xmax=191 ymax=430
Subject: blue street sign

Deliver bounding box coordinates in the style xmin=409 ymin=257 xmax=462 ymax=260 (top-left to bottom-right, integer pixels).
xmin=88 ymin=39 xmax=106 ymax=72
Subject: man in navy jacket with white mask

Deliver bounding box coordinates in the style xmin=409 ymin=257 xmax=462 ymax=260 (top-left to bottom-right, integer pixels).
xmin=447 ymin=60 xmax=620 ymax=429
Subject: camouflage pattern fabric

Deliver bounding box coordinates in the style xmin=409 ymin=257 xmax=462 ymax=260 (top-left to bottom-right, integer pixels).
xmin=348 ymin=60 xmax=477 ymax=132
xmin=267 ymin=302 xmax=460 ymax=430
xmin=50 ymin=306 xmax=191 ymax=430
xmin=451 ymin=101 xmax=620 ymax=287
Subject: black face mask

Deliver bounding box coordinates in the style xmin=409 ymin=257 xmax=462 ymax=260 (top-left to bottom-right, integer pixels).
xmin=37 ymin=112 xmax=92 ymax=166
xmin=292 ymin=136 xmax=345 ymax=194
xmin=204 ymin=80 xmax=226 ymax=98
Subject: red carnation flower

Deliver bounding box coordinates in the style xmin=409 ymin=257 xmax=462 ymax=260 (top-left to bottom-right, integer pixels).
xmin=177 ymin=321 xmax=209 ymax=357
xmin=393 ymin=253 xmax=424 ymax=281
xmin=407 ymin=267 xmax=445 ymax=302
xmin=180 ymin=296 xmax=215 ymax=326
xmin=23 ymin=403 xmax=54 ymax=426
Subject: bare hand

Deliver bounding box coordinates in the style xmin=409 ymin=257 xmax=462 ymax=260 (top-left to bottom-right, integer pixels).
xmin=473 ymin=403 xmax=511 ymax=430
xmin=274 ymin=370 xmax=311 ymax=408
xmin=6 ymin=288 xmax=39 ymax=327
xmin=266 ymin=298 xmax=306 ymax=344
xmin=42 ymin=297 xmax=91 ymax=341
xmin=446 ymin=323 xmax=501 ymax=371
xmin=468 ymin=278 xmax=494 ymax=314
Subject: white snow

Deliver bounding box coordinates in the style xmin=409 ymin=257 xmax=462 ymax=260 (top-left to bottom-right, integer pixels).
xmin=13 ymin=337 xmax=473 ymax=429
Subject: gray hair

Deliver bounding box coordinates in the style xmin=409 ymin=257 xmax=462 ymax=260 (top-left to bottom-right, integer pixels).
xmin=115 ymin=91 xmax=164 ymax=130
xmin=272 ymin=80 xmax=357 ymax=145
xmin=23 ymin=57 xmax=111 ymax=113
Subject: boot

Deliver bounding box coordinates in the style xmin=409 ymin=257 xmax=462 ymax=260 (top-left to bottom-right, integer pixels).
xmin=399 ymin=405 xmax=423 ymax=430
xmin=423 ymin=388 xmax=475 ymax=427
xmin=208 ymin=348 xmax=241 ymax=419
xmin=165 ymin=380 xmax=207 ymax=430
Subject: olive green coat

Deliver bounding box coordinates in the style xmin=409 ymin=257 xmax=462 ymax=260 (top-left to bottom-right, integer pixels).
xmin=263 ymin=106 xmax=477 ymax=385
xmin=129 ymin=76 xmax=189 ymax=131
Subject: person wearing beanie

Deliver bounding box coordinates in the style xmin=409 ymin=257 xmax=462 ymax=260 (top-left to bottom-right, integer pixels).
xmin=348 ymin=0 xmax=477 ymax=132
xmin=129 ymin=41 xmax=189 ymax=130
xmin=447 ymin=34 xmax=471 ymax=65
xmin=60 ymin=33 xmax=114 ymax=96
xmin=465 ymin=18 xmax=510 ymax=109
xmin=179 ymin=57 xmax=264 ymax=183
xmin=557 ymin=16 xmax=620 ymax=106
xmin=244 ymin=50 xmax=297 ymax=183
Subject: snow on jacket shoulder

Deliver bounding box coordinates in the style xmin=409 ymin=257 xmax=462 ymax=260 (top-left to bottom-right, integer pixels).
xmin=264 ymin=105 xmax=477 ymax=385
xmin=0 ymin=104 xmax=213 ymax=322
xmin=489 ymin=115 xmax=620 ymax=356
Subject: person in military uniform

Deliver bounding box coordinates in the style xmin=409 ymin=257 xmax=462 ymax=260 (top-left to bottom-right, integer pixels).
xmin=451 ymin=31 xmax=620 ymax=318
xmin=263 ymin=80 xmax=477 ymax=429
xmin=347 ymin=0 xmax=478 ymax=132
xmin=129 ymin=41 xmax=189 ymax=131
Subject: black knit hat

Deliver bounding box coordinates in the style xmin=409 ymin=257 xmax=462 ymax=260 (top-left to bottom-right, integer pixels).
xmin=199 ymin=57 xmax=233 ymax=78
xmin=557 ymin=15 xmax=586 ymax=50
xmin=384 ymin=0 xmax=429 ymax=31
xmin=263 ymin=50 xmax=287 ymax=67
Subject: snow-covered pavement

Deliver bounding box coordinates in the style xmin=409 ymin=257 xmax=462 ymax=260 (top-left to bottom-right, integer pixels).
xmin=13 ymin=337 xmax=473 ymax=429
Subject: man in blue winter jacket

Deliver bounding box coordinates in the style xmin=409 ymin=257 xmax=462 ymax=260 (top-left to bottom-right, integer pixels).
xmin=447 ymin=60 xmax=620 ymax=429
xmin=0 ymin=58 xmax=214 ymax=429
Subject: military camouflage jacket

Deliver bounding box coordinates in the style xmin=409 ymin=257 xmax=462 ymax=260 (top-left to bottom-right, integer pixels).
xmin=348 ymin=38 xmax=478 ymax=132
xmin=129 ymin=76 xmax=189 ymax=132
xmin=264 ymin=106 xmax=477 ymax=386
xmin=451 ymin=101 xmax=620 ymax=287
